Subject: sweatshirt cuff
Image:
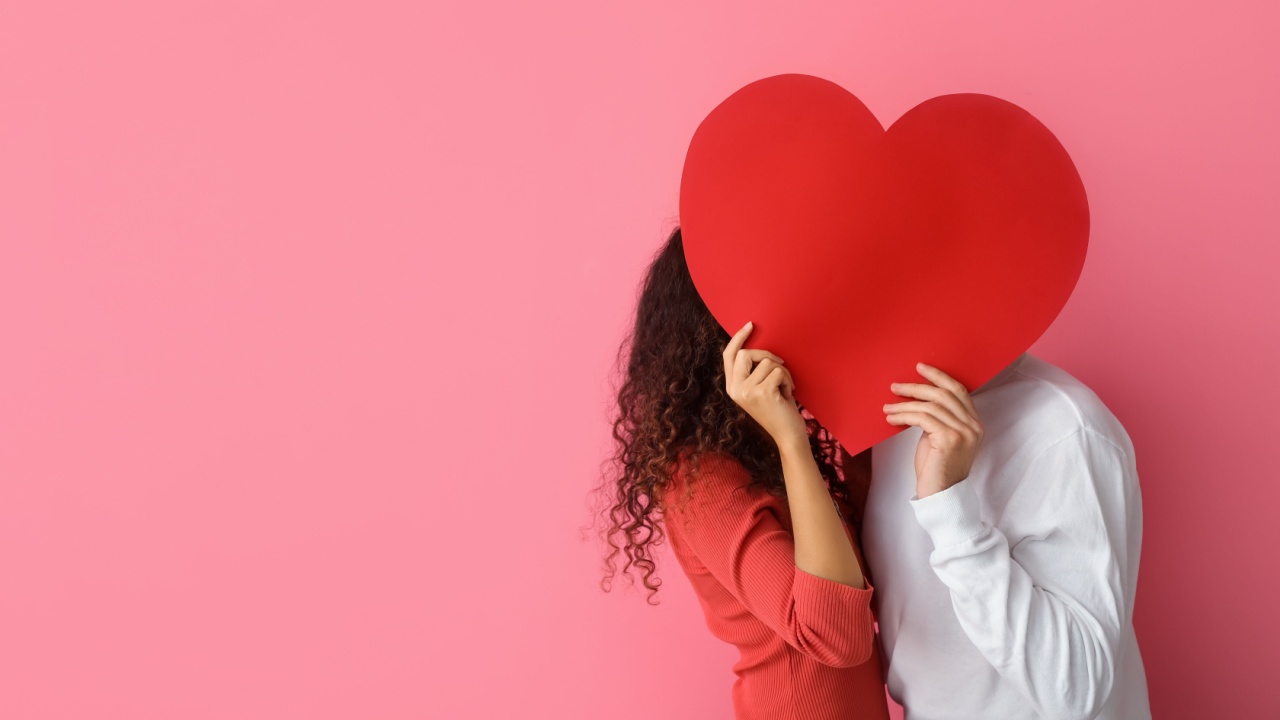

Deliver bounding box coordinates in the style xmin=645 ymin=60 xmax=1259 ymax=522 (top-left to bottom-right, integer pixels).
xmin=909 ymin=479 xmax=987 ymax=548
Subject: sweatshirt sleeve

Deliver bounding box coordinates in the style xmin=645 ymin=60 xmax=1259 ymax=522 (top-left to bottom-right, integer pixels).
xmin=908 ymin=427 xmax=1138 ymax=720
xmin=666 ymin=456 xmax=877 ymax=668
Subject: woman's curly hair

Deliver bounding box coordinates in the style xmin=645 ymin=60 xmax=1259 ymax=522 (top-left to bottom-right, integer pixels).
xmin=587 ymin=225 xmax=866 ymax=605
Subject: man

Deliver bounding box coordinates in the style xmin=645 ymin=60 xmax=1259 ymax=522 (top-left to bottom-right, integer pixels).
xmin=860 ymin=352 xmax=1150 ymax=719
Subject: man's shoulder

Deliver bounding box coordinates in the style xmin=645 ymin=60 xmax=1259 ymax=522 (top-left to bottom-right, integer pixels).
xmin=980 ymin=353 xmax=1134 ymax=460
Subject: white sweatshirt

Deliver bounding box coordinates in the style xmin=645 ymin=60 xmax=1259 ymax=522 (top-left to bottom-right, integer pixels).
xmin=862 ymin=352 xmax=1150 ymax=720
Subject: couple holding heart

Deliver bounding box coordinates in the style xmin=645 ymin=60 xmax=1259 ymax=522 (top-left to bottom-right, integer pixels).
xmin=594 ymin=75 xmax=1149 ymax=719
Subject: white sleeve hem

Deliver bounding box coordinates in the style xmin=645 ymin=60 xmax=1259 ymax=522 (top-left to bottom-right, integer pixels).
xmin=909 ymin=479 xmax=987 ymax=547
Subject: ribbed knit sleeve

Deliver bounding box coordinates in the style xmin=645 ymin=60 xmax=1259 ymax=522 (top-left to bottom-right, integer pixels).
xmin=664 ymin=453 xmax=877 ymax=668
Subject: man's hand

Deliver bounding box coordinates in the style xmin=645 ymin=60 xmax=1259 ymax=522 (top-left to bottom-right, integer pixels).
xmin=883 ymin=362 xmax=985 ymax=499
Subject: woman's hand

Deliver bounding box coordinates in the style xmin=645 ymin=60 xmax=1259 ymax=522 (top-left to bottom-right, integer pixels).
xmin=883 ymin=362 xmax=985 ymax=499
xmin=722 ymin=321 xmax=806 ymax=448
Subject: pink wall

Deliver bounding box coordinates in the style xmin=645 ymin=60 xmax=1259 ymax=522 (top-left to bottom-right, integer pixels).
xmin=0 ymin=1 xmax=1275 ymax=718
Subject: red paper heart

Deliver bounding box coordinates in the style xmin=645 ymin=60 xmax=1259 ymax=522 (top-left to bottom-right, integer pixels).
xmin=679 ymin=74 xmax=1088 ymax=454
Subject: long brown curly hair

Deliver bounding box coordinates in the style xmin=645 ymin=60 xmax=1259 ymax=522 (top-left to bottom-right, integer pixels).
xmin=587 ymin=225 xmax=864 ymax=605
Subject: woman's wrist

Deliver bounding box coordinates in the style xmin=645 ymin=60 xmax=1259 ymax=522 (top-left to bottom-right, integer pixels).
xmin=775 ymin=433 xmax=811 ymax=459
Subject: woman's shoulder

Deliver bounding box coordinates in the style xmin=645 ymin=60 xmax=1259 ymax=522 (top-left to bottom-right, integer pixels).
xmin=664 ymin=448 xmax=780 ymax=518
xmin=669 ymin=447 xmax=750 ymax=489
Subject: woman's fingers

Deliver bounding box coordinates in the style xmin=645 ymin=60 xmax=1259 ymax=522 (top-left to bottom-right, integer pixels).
xmin=739 ymin=348 xmax=786 ymax=367
xmin=916 ymin=363 xmax=979 ymax=419
xmin=745 ymin=357 xmax=781 ymax=389
xmin=737 ymin=350 xmax=786 ymax=395
xmin=722 ymin=321 xmax=754 ymax=383
xmin=721 ymin=321 xmax=790 ymax=399
xmin=732 ymin=345 xmax=762 ymax=394
xmin=761 ymin=367 xmax=799 ymax=409
xmin=764 ymin=365 xmax=796 ymax=402
xmin=779 ymin=367 xmax=796 ymax=403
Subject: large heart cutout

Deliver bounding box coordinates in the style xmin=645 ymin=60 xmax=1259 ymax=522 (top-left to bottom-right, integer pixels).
xmin=679 ymin=73 xmax=1088 ymax=454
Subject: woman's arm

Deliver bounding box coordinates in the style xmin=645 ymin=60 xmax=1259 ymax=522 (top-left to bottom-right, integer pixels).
xmin=665 ymin=453 xmax=875 ymax=668
xmin=778 ymin=435 xmax=865 ymax=588
xmin=722 ymin=320 xmax=866 ymax=589
xmin=661 ymin=319 xmax=875 ymax=668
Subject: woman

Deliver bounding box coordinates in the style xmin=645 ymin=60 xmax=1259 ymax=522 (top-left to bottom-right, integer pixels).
xmin=593 ymin=226 xmax=889 ymax=719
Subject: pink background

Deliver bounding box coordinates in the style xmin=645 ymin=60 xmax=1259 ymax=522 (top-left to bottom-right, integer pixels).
xmin=0 ymin=2 xmax=1275 ymax=718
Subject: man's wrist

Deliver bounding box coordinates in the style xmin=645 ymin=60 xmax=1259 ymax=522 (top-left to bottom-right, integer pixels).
xmin=910 ymin=479 xmax=987 ymax=547
xmin=917 ymin=475 xmax=967 ymax=499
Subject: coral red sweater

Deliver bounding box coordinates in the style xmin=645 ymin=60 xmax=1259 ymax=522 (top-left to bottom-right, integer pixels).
xmin=662 ymin=451 xmax=889 ymax=720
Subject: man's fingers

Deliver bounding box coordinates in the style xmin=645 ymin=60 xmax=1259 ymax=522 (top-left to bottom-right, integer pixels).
xmin=885 ymin=411 xmax=958 ymax=445
xmin=916 ymin=363 xmax=978 ymax=418
xmin=890 ymin=381 xmax=979 ymax=431
xmin=883 ymin=400 xmax=973 ymax=437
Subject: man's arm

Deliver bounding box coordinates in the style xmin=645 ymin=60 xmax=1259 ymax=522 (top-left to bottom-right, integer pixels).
xmin=910 ymin=426 xmax=1138 ymax=720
